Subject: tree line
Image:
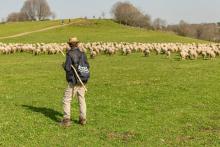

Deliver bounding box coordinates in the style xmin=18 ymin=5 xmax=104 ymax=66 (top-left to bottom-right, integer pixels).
xmin=167 ymin=21 xmax=220 ymax=42
xmin=7 ymin=0 xmax=54 ymax=22
xmin=111 ymin=2 xmax=220 ymax=42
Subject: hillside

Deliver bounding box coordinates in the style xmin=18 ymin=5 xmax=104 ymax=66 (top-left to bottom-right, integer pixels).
xmin=0 ymin=19 xmax=206 ymax=43
xmin=0 ymin=20 xmax=62 ymax=38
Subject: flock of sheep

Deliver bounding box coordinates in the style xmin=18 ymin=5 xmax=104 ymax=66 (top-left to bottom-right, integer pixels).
xmin=0 ymin=42 xmax=220 ymax=60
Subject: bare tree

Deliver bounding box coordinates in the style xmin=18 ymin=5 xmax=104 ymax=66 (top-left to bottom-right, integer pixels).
xmin=111 ymin=2 xmax=151 ymax=28
xmin=7 ymin=12 xmax=29 ymax=22
xmin=200 ymin=24 xmax=217 ymax=41
xmin=177 ymin=20 xmax=191 ymax=36
xmin=36 ymin=0 xmax=52 ymax=20
xmin=21 ymin=0 xmax=52 ymax=21
xmin=7 ymin=13 xmax=19 ymax=22
xmin=21 ymin=0 xmax=36 ymax=20
xmin=153 ymin=18 xmax=167 ymax=30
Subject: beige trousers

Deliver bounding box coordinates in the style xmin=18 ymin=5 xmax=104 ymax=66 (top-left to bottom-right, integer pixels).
xmin=63 ymin=83 xmax=86 ymax=120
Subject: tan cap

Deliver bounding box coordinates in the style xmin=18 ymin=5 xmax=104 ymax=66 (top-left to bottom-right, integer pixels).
xmin=68 ymin=37 xmax=79 ymax=43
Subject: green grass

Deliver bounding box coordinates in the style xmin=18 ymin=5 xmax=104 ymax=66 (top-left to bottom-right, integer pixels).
xmin=0 ymin=20 xmax=65 ymax=38
xmin=1 ymin=19 xmax=206 ymax=43
xmin=0 ymin=52 xmax=220 ymax=146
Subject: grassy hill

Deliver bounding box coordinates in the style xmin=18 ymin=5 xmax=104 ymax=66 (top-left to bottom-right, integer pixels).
xmin=0 ymin=20 xmax=63 ymax=38
xmin=0 ymin=53 xmax=219 ymax=146
xmin=0 ymin=19 xmax=206 ymax=43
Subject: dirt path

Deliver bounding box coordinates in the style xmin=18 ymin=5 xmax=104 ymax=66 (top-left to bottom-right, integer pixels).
xmin=0 ymin=21 xmax=80 ymax=40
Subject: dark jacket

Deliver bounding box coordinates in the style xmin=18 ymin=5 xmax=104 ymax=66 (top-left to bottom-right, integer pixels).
xmin=63 ymin=47 xmax=89 ymax=85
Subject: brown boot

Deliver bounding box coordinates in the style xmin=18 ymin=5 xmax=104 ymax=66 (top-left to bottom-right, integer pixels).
xmin=59 ymin=118 xmax=72 ymax=127
xmin=79 ymin=117 xmax=86 ymax=125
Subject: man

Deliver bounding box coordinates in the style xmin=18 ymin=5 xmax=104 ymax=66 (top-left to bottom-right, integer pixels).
xmin=60 ymin=37 xmax=90 ymax=127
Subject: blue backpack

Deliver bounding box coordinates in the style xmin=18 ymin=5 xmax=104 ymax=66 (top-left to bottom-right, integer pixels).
xmin=77 ymin=53 xmax=90 ymax=83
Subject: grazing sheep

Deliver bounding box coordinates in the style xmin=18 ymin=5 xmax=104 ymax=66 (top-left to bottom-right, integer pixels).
xmin=180 ymin=50 xmax=189 ymax=60
xmin=166 ymin=50 xmax=171 ymax=58
xmin=90 ymin=50 xmax=97 ymax=59
xmin=189 ymin=50 xmax=198 ymax=60
xmin=143 ymin=49 xmax=150 ymax=56
xmin=0 ymin=42 xmax=220 ymax=61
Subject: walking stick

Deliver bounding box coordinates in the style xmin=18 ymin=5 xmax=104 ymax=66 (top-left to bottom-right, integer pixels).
xmin=59 ymin=49 xmax=88 ymax=92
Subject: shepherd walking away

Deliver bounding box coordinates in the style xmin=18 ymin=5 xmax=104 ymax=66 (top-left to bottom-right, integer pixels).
xmin=60 ymin=37 xmax=90 ymax=127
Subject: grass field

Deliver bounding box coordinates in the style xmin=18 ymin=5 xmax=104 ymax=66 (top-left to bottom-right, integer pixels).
xmin=0 ymin=19 xmax=218 ymax=146
xmin=0 ymin=20 xmax=65 ymax=38
xmin=0 ymin=52 xmax=220 ymax=146
xmin=0 ymin=19 xmax=205 ymax=43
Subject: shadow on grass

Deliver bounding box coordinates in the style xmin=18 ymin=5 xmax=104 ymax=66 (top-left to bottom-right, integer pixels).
xmin=22 ymin=105 xmax=62 ymax=122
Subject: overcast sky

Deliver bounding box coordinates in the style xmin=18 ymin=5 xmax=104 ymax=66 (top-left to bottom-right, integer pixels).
xmin=0 ymin=0 xmax=219 ymax=24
